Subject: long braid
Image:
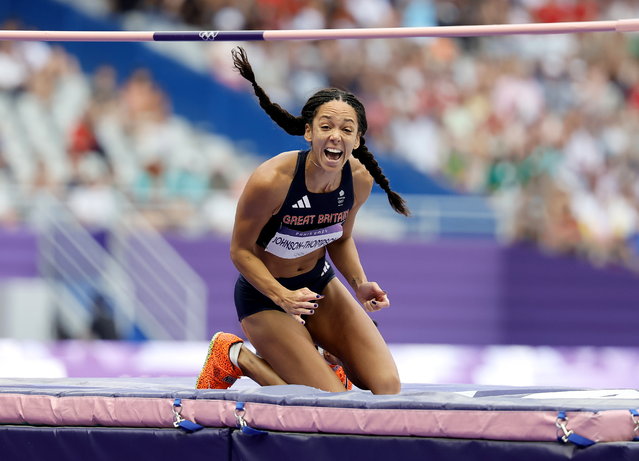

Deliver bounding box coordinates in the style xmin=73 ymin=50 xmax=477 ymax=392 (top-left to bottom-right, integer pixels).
xmin=231 ymin=46 xmax=409 ymax=216
xmin=352 ymin=137 xmax=410 ymax=216
xmin=231 ymin=47 xmax=305 ymax=136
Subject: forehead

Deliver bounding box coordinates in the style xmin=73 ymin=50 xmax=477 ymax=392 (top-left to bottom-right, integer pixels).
xmin=314 ymin=100 xmax=357 ymax=123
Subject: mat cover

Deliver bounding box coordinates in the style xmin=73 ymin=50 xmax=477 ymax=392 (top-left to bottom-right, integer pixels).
xmin=1 ymin=377 xmax=638 ymax=444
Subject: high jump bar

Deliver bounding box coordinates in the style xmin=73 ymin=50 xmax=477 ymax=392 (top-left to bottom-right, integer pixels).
xmin=1 ymin=19 xmax=639 ymax=42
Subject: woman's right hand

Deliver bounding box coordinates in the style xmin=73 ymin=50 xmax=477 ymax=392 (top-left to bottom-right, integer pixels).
xmin=275 ymin=287 xmax=323 ymax=321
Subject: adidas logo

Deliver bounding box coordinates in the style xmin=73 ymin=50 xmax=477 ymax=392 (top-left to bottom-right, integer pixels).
xmin=321 ymin=261 xmax=330 ymax=276
xmin=292 ymin=195 xmax=311 ymax=209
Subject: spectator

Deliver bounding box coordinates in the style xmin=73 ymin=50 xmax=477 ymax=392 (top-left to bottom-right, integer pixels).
xmin=4 ymin=0 xmax=639 ymax=275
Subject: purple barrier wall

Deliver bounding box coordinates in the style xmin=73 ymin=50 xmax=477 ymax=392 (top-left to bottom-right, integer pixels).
xmin=355 ymin=239 xmax=503 ymax=345
xmin=0 ymin=228 xmax=39 ymax=278
xmin=501 ymin=244 xmax=639 ymax=347
xmin=161 ymin=235 xmax=239 ymax=340
xmin=2 ymin=228 xmax=638 ymax=346
xmin=162 ymin=237 xmax=502 ymax=344
xmin=164 ymin=235 xmax=639 ymax=347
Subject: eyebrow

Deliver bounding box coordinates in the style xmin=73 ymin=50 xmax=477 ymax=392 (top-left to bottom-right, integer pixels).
xmin=318 ymin=115 xmax=356 ymax=124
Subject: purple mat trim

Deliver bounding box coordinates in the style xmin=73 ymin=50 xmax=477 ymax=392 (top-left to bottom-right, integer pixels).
xmin=1 ymin=393 xmax=633 ymax=442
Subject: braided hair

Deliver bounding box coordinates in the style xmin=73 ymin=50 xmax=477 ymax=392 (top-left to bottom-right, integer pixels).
xmin=231 ymin=46 xmax=410 ymax=216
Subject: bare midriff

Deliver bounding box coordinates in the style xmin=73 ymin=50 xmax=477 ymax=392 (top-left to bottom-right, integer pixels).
xmin=255 ymin=245 xmax=326 ymax=278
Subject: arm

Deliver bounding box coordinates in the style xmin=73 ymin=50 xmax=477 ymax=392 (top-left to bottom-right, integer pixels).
xmin=230 ymin=157 xmax=321 ymax=318
xmin=327 ymin=164 xmax=389 ymax=312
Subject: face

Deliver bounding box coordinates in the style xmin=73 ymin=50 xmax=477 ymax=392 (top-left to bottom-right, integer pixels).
xmin=304 ymin=99 xmax=361 ymax=170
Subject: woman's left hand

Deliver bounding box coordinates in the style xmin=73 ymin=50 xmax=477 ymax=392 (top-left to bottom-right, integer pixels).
xmin=355 ymin=282 xmax=389 ymax=312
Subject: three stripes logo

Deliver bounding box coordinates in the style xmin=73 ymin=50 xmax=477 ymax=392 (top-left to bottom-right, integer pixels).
xmin=291 ymin=195 xmax=311 ymax=209
xmin=199 ymin=31 xmax=220 ymax=41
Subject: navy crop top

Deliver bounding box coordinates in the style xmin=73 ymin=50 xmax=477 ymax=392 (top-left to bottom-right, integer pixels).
xmin=256 ymin=150 xmax=354 ymax=259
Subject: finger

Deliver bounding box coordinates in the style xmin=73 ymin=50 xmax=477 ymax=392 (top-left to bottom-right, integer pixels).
xmin=371 ymin=286 xmax=387 ymax=300
xmin=291 ymin=314 xmax=306 ymax=325
xmin=297 ymin=288 xmax=324 ymax=302
xmin=376 ymin=299 xmax=390 ymax=309
xmin=307 ymin=292 xmax=324 ymax=301
xmin=363 ymin=300 xmax=378 ymax=312
xmin=292 ymin=302 xmax=318 ymax=316
xmin=366 ymin=298 xmax=388 ymax=312
xmin=375 ymin=294 xmax=390 ymax=304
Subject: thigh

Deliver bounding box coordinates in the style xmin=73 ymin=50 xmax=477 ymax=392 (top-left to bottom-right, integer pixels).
xmin=240 ymin=309 xmax=346 ymax=392
xmin=305 ymin=278 xmax=400 ymax=394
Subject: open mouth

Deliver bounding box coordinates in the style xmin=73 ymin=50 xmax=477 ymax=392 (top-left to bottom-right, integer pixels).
xmin=324 ymin=148 xmax=343 ymax=161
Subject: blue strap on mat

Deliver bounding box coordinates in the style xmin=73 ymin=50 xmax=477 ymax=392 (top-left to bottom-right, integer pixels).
xmin=630 ymin=409 xmax=639 ymax=441
xmin=555 ymin=411 xmax=596 ymax=447
xmin=172 ymin=398 xmax=204 ymax=433
xmin=235 ymin=401 xmax=267 ymax=436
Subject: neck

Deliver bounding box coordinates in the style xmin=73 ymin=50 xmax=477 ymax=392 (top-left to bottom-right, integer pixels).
xmin=305 ymin=153 xmax=341 ymax=193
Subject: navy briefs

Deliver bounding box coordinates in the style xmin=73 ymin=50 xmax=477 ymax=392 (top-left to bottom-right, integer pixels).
xmin=234 ymin=257 xmax=336 ymax=321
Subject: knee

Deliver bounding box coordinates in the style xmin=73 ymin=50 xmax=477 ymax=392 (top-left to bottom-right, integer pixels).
xmin=370 ymin=372 xmax=401 ymax=395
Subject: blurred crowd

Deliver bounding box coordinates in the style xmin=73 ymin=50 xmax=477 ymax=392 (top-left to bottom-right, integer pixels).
xmin=3 ymin=0 xmax=639 ymax=270
xmin=108 ymin=0 xmax=639 ymax=268
xmin=0 ymin=18 xmax=254 ymax=234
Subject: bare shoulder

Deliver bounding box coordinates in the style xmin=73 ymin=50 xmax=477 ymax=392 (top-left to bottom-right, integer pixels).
xmin=248 ymin=151 xmax=298 ymax=188
xmin=241 ymin=151 xmax=299 ymax=213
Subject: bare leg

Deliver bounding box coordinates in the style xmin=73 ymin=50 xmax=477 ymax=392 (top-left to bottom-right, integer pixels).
xmin=306 ymin=278 xmax=400 ymax=395
xmin=236 ymin=344 xmax=286 ymax=386
xmin=241 ymin=310 xmax=347 ymax=393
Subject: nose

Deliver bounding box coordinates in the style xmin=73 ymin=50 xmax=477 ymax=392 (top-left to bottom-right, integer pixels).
xmin=329 ymin=129 xmax=341 ymax=143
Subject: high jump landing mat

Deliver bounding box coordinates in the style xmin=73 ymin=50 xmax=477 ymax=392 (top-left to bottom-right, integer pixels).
xmin=1 ymin=377 xmax=638 ymax=460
